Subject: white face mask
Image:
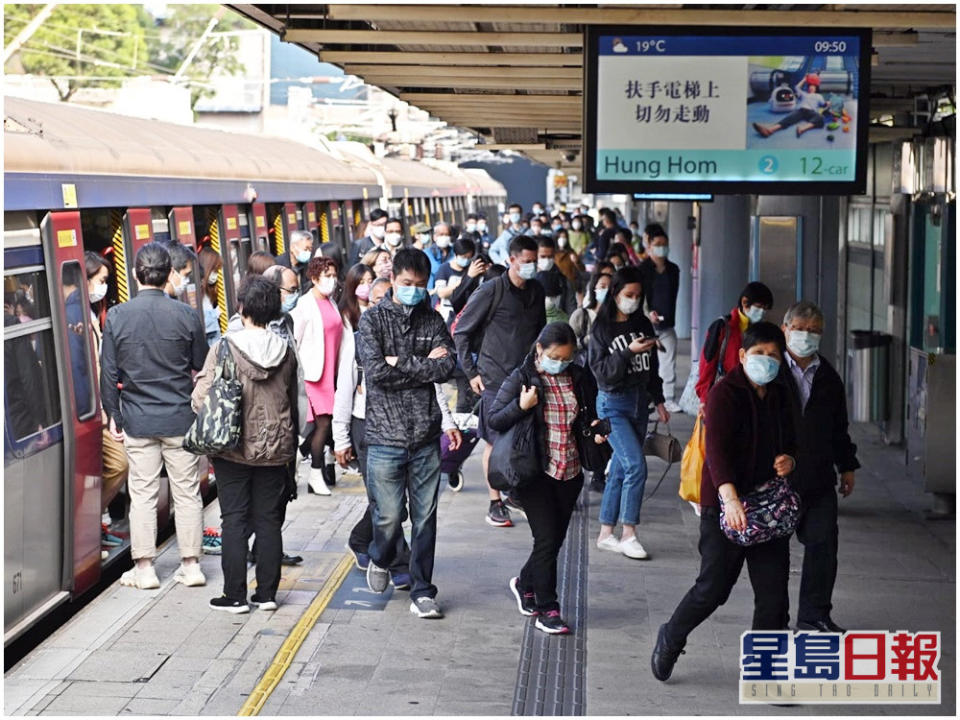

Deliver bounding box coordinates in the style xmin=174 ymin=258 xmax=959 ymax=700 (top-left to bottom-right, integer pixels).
xmin=369 ymin=224 xmax=386 ymax=239
xmin=417 ymin=233 xmax=431 ymax=246
xmin=89 ymin=282 xmax=108 ymax=303
xmin=477 ymin=220 xmax=487 ymax=231
xmin=318 ymin=276 xmax=337 ymax=296
xmin=616 ymin=296 xmax=640 ymax=316
xmin=466 ymin=223 xmax=477 ymax=233
xmin=787 ymin=330 xmax=822 ymax=358
xmin=385 ymin=232 xmax=402 ymax=247
xmin=208 ymin=271 xmax=219 ymax=285
xmin=435 ymin=235 xmax=451 ymax=249
xmin=537 ymin=257 xmax=554 ymax=272
xmin=744 ymin=305 xmax=766 ymax=323
xmin=556 ymin=236 xmax=568 ymax=249
xmin=572 ymin=220 xmax=582 ymax=230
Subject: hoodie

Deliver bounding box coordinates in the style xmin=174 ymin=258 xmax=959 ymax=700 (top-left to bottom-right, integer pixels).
xmin=191 ymin=329 xmax=299 ymax=466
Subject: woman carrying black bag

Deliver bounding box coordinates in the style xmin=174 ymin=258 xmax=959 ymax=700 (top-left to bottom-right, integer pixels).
xmin=488 ymin=322 xmax=608 ymax=635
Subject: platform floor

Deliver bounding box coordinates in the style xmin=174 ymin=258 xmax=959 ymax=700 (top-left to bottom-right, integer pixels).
xmin=5 ymin=342 xmax=955 ymax=716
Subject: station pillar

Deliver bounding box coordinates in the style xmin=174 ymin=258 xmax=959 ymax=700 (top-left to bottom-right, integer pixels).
xmin=667 ymin=201 xmax=694 ymax=340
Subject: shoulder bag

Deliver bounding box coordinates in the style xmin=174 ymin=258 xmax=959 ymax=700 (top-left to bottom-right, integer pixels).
xmin=488 ymin=410 xmax=540 ymax=492
xmin=183 ymin=339 xmax=243 ymax=455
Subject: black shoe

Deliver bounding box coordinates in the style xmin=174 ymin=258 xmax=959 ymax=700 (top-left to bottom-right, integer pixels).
xmin=281 ymin=553 xmax=303 ymax=566
xmin=797 ymin=617 xmax=846 ymax=633
xmin=249 ymin=593 xmax=278 ymax=611
xmin=485 ymin=500 xmax=513 ymax=528
xmin=589 ymin=473 xmax=606 ymax=493
xmin=502 ymin=493 xmax=525 ymax=516
xmin=322 ymin=463 xmax=336 ymax=487
xmin=247 ymin=550 xmax=256 ymax=565
xmin=209 ymin=596 xmax=249 ymax=614
xmin=534 ymin=610 xmax=570 ymax=635
xmin=651 ymin=623 xmax=685 ymax=681
xmin=509 ymin=577 xmax=538 ymax=617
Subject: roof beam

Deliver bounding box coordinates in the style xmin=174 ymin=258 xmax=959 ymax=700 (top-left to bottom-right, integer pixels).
xmin=319 ymin=51 xmax=583 ymax=66
xmin=284 ymin=29 xmax=582 ymax=47
xmin=344 ymin=64 xmax=583 ymax=79
xmin=400 ymin=92 xmax=579 ymax=104
xmin=362 ymin=76 xmax=580 ymax=90
xmin=323 ymin=5 xmax=954 ymax=29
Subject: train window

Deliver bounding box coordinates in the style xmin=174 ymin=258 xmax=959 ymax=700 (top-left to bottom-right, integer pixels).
xmin=60 ymin=262 xmax=97 ymax=421
xmin=4 ymin=269 xmax=62 ymax=441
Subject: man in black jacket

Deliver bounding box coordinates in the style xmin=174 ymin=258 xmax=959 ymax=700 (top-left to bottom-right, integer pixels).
xmin=275 ymin=230 xmax=315 ymax=294
xmin=356 ymin=248 xmax=458 ymax=619
xmin=781 ymin=301 xmax=859 ymax=633
xmin=639 ymin=227 xmax=682 ymax=412
xmin=349 ymin=208 xmax=388 ymax=266
xmin=454 ymin=234 xmax=545 ymax=528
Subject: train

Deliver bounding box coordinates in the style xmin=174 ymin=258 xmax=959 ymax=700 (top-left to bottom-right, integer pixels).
xmin=3 ymin=95 xmax=506 ymax=646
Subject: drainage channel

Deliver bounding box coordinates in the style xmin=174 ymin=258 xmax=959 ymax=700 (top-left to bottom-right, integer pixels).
xmin=512 ymin=488 xmax=589 ymax=716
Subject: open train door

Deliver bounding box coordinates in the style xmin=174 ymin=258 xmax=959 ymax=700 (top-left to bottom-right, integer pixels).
xmin=40 ymin=211 xmax=103 ymax=596
xmin=250 ymin=203 xmax=269 ymax=254
xmin=122 ymin=208 xmax=154 ymax=300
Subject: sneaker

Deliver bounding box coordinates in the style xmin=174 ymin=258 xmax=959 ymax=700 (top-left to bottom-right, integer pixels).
xmin=535 ymin=610 xmax=570 ymax=635
xmin=409 ymin=596 xmax=443 ymax=619
xmin=249 ymin=593 xmax=278 ymax=611
xmin=596 ymin=535 xmax=621 ymax=553
xmin=485 ymin=500 xmax=513 ymax=528
xmin=366 ymin=560 xmax=390 ymax=593
xmin=447 ymin=472 xmax=465 ymax=492
xmin=174 ymin=562 xmax=207 ymax=587
xmin=209 ymin=596 xmax=249 ymax=614
xmin=664 ymin=400 xmax=682 ymax=414
xmin=345 ymin=543 xmax=369 ymax=571
xmin=390 ymin=572 xmax=412 ymax=591
xmin=101 ymin=524 xmax=124 ymax=547
xmin=101 ymin=549 xmax=109 ymax=561
xmin=509 ymin=577 xmax=538 ymax=617
xmin=120 ymin=565 xmax=160 ymax=590
xmin=202 ymin=527 xmax=222 ymax=555
xmin=502 ymin=493 xmax=526 ymax=517
xmin=619 ymin=536 xmax=649 ymax=560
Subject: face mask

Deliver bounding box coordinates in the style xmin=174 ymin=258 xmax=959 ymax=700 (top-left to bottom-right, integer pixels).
xmin=282 ymin=291 xmax=299 ymax=313
xmin=417 ymin=233 xmax=431 ymax=246
xmin=385 ymin=232 xmax=402 ymax=247
xmin=395 ymin=285 xmax=426 ymax=306
xmin=788 ymin=330 xmax=821 ymax=358
xmin=744 ymin=305 xmax=766 ymax=323
xmin=652 ymin=245 xmax=669 ymax=258
xmin=744 ymin=354 xmax=781 ymax=386
xmin=594 ymin=288 xmax=608 ymax=305
xmin=572 ymin=220 xmax=582 ymax=230
xmin=369 ymin=224 xmax=385 ymax=239
xmin=552 ymin=224 xmax=562 ymax=233
xmin=208 ymin=271 xmax=219 ymax=285
xmin=545 ymin=296 xmax=560 ymax=311
xmin=466 ymin=223 xmax=477 ymax=233
xmin=517 ymin=262 xmax=536 ymax=280
xmin=355 ymin=283 xmax=371 ymax=302
xmin=531 ymin=226 xmax=542 ymax=236
xmin=173 ymin=273 xmax=190 ymax=297
xmin=616 ymin=296 xmax=640 ymax=316
xmin=510 ymin=212 xmax=522 ymax=224
xmin=454 ymin=256 xmax=470 ymax=269
xmin=435 ymin=235 xmax=451 ymax=249
xmin=477 ymin=221 xmax=487 ymax=232
xmin=557 ymin=236 xmax=568 ymax=249
xmin=89 ymin=283 xmax=108 ymax=303
xmin=611 ymin=262 xmax=624 ymax=271
xmin=532 ymin=206 xmax=543 ymax=215
xmin=539 ymin=354 xmax=571 ymax=375
xmin=296 ymin=250 xmax=312 ymax=264
xmin=537 ymin=258 xmax=554 ymax=272
xmin=318 ymin=276 xmax=336 ymax=296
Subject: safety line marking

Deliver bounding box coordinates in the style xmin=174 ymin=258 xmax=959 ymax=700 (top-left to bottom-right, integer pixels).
xmin=237 ymin=553 xmax=354 ymax=716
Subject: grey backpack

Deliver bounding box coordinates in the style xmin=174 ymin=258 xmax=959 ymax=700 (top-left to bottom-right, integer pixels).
xmin=183 ymin=339 xmax=243 ymax=455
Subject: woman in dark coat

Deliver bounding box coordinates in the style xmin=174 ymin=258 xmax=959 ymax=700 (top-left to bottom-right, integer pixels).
xmin=488 ymin=322 xmax=608 ymax=635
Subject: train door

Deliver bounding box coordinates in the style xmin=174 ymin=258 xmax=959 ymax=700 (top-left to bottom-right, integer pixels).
xmin=250 ymin=203 xmax=269 ymax=254
xmin=196 ymin=204 xmax=240 ymax=335
xmin=750 ymin=215 xmax=803 ymax=330
xmin=235 ymin=206 xmax=253 ymax=281
xmin=304 ymin=202 xmax=319 ymax=246
xmin=4 ymin=211 xmax=69 ymax=643
xmin=122 ymin=208 xmax=155 ymax=299
xmin=168 ymin=206 xmax=202 ymax=316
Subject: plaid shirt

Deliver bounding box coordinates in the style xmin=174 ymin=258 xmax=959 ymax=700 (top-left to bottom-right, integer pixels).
xmin=540 ymin=371 xmax=581 ymax=481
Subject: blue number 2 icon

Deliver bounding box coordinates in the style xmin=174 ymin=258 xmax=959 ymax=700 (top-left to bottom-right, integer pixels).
xmin=759 ymin=155 xmax=779 ymax=174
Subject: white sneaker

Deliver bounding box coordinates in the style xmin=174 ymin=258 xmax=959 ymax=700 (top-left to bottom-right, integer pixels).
xmin=596 ymin=535 xmax=621 ymax=553
xmin=308 ymin=467 xmax=331 ymax=495
xmin=174 ymin=562 xmax=206 ymax=587
xmin=619 ymin=536 xmax=649 ymax=560
xmin=664 ymin=400 xmax=682 ymax=414
xmin=689 ymin=501 xmax=702 ymax=517
xmin=120 ymin=565 xmax=160 ymax=590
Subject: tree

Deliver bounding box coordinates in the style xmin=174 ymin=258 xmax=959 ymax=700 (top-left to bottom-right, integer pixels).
xmin=4 ymin=4 xmax=152 ymax=101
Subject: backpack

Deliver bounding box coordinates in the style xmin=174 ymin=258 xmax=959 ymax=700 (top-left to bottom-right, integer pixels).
xmin=450 ymin=274 xmax=505 ymax=354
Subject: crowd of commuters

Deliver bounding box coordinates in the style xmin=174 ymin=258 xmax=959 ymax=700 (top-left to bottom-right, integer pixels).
xmin=85 ymin=199 xmax=857 ymax=650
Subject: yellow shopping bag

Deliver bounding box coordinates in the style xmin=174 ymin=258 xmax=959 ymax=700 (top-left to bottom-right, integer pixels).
xmin=679 ymin=414 xmax=705 ymax=504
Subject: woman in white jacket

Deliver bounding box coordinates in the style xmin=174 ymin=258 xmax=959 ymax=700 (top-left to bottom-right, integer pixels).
xmin=290 ymin=256 xmax=350 ymax=494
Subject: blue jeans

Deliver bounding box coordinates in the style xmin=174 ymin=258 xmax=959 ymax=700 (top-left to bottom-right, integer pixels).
xmin=596 ymin=388 xmax=649 ymax=527
xmin=366 ymin=441 xmax=442 ymax=600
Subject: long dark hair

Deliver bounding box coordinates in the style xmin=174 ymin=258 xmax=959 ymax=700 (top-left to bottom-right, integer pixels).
xmin=339 ymin=262 xmax=375 ymax=329
xmin=595 ymin=266 xmax=644 ymax=329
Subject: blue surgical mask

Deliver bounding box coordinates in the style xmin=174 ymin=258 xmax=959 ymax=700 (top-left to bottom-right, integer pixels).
xmin=395 ymin=285 xmax=426 ymax=306
xmin=787 ymin=330 xmax=821 ymax=358
xmin=651 ymin=246 xmax=669 ymax=258
xmin=518 ymin=262 xmax=536 ymax=280
xmin=744 ymin=305 xmax=766 ymax=323
xmin=282 ymin=291 xmax=299 ymax=313
xmin=454 ymin=256 xmax=470 ymax=269
xmin=510 ymin=212 xmax=522 ymax=224
xmin=466 ymin=223 xmax=477 ymax=233
xmin=594 ymin=288 xmax=608 ymax=305
xmin=744 ymin=354 xmax=780 ymax=386
xmin=539 ymin=354 xmax=571 ymax=375
xmin=296 ymin=250 xmax=312 ymax=264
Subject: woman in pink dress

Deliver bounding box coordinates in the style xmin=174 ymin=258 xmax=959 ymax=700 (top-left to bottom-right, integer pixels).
xmin=291 ymin=256 xmax=345 ymax=495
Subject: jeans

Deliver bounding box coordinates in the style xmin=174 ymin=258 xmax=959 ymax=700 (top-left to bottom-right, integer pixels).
xmin=664 ymin=506 xmax=790 ymax=647
xmin=366 ymin=441 xmax=442 ymax=600
xmin=596 ymin=389 xmax=649 ymax=526
xmin=515 ymin=473 xmax=584 ymax=612
xmin=796 ymin=486 xmax=839 ymax=623
xmin=779 ymin=107 xmax=825 ymax=129
xmin=213 ymin=458 xmax=288 ymax=602
xmin=656 ymin=327 xmax=678 ymax=402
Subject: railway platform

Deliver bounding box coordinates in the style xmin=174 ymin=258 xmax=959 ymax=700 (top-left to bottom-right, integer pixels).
xmin=4 ymin=346 xmax=955 ymax=716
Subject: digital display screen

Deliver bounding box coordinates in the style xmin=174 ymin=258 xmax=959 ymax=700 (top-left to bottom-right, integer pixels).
xmin=633 ymin=193 xmax=714 ymax=201
xmin=584 ymin=27 xmax=871 ymax=195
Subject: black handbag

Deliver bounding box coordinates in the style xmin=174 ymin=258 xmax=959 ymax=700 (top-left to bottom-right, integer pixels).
xmin=488 ymin=411 xmax=540 ymax=492
xmin=183 ymin=339 xmax=243 ymax=455
xmin=575 ymin=407 xmax=612 ymax=472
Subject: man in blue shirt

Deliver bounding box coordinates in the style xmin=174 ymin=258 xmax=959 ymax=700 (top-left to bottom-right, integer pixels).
xmin=489 ymin=203 xmax=525 ymax=266
xmin=426 ymin=222 xmax=453 ymax=291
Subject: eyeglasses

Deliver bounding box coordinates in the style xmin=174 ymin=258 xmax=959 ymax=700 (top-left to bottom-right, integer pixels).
xmin=281 ymin=286 xmax=298 ymax=294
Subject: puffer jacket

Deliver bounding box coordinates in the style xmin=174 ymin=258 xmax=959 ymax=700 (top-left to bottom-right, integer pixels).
xmin=191 ymin=328 xmax=298 ymax=466
xmin=356 ymin=289 xmax=456 ymax=449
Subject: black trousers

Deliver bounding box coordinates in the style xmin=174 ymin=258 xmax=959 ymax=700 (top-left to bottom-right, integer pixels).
xmin=779 ymin=107 xmax=825 ymax=129
xmin=213 ymin=458 xmax=288 ymax=602
xmin=345 ymin=416 xmax=411 ymax=573
xmin=454 ymin=368 xmax=479 ymax=414
xmin=515 ymin=473 xmax=584 ymax=613
xmin=796 ymin=485 xmax=839 ymax=623
xmin=664 ymin=506 xmax=790 ymax=647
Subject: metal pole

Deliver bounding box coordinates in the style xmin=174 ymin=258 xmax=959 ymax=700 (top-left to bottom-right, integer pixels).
xmin=3 ymin=3 xmax=57 ymax=64
xmin=174 ymin=7 xmax=225 ymax=79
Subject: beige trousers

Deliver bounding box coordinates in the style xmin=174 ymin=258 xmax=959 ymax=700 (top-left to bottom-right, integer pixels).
xmin=124 ymin=435 xmax=202 ymax=561
xmin=101 ymin=426 xmax=128 ymax=512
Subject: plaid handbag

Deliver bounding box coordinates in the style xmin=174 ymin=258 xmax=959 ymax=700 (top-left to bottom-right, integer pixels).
xmin=183 ymin=339 xmax=243 ymax=456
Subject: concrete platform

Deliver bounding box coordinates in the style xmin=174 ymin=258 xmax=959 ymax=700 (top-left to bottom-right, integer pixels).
xmin=5 ymin=341 xmax=955 ymax=716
